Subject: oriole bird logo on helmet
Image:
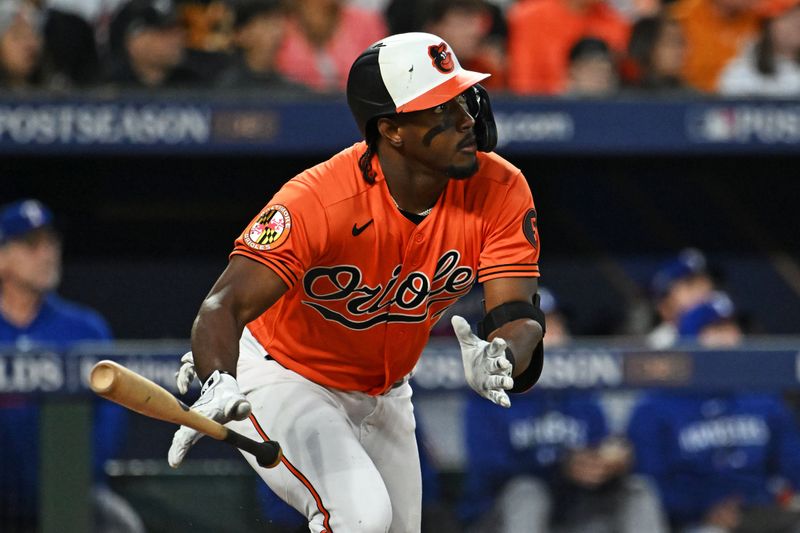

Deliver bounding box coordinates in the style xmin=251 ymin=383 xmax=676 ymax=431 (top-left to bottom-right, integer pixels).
xmin=428 ymin=42 xmax=454 ymax=73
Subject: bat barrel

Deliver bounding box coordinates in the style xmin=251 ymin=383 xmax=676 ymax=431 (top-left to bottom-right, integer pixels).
xmin=88 ymin=359 xmax=283 ymax=469
xmin=89 ymin=361 xmax=119 ymax=394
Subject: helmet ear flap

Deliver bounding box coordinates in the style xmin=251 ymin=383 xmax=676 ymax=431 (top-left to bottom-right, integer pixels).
xmin=471 ymin=84 xmax=497 ymax=152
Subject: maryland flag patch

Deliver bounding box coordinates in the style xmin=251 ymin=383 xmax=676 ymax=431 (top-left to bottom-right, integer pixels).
xmin=244 ymin=205 xmax=291 ymax=251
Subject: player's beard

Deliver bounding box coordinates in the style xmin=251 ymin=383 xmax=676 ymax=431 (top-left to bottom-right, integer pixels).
xmin=446 ymin=157 xmax=479 ymax=180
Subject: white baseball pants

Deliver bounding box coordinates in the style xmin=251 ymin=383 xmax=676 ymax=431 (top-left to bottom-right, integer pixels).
xmin=227 ymin=328 xmax=422 ymax=533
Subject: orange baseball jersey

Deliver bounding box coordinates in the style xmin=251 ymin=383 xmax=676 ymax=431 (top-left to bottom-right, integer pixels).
xmin=232 ymin=142 xmax=540 ymax=395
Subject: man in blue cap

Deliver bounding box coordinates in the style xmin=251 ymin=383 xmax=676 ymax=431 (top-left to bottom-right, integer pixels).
xmin=0 ymin=199 xmax=142 ymax=531
xmin=647 ymin=248 xmax=715 ymax=349
xmin=629 ymin=293 xmax=800 ymax=533
xmin=0 ymin=199 xmax=110 ymax=345
xmin=677 ymin=291 xmax=743 ymax=347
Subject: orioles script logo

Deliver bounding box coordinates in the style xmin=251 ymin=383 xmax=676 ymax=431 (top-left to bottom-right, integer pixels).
xmin=428 ymin=42 xmax=454 ymax=73
xmin=302 ymin=250 xmax=474 ymax=330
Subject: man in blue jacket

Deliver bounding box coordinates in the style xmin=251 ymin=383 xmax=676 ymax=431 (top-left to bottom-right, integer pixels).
xmin=461 ymin=287 xmax=666 ymax=532
xmin=629 ymin=293 xmax=800 ymax=532
xmin=0 ymin=199 xmax=141 ymax=532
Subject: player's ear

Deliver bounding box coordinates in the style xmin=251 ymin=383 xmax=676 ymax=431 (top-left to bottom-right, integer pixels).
xmin=377 ymin=117 xmax=403 ymax=148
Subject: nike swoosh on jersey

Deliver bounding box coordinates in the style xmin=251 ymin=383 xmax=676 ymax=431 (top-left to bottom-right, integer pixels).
xmin=352 ymin=219 xmax=374 ymax=236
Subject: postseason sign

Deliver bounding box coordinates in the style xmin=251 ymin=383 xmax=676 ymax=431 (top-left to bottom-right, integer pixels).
xmin=0 ymin=98 xmax=799 ymax=155
xmin=0 ymin=98 xmax=359 ymax=155
xmin=0 ymin=103 xmax=211 ymax=147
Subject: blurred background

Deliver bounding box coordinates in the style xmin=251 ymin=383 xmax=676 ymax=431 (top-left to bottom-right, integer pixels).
xmin=1 ymin=0 xmax=800 ymax=531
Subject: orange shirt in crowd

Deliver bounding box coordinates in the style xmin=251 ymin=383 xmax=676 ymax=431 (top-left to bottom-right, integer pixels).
xmin=508 ymin=0 xmax=630 ymax=95
xmin=276 ymin=6 xmax=387 ymax=91
xmin=670 ymin=0 xmax=762 ymax=92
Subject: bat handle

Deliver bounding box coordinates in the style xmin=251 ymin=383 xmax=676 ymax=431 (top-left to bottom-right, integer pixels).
xmin=224 ymin=430 xmax=283 ymax=468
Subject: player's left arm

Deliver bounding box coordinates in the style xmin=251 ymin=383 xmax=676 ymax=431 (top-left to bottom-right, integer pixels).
xmin=453 ymin=167 xmax=544 ymax=404
xmin=452 ymin=276 xmax=544 ymax=406
xmin=482 ymin=276 xmax=543 ymax=383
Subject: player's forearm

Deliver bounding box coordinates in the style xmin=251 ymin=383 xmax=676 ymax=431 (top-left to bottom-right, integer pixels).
xmin=190 ymin=295 xmax=245 ymax=381
xmin=489 ymin=318 xmax=543 ymax=378
xmin=189 ymin=257 xmax=288 ymax=381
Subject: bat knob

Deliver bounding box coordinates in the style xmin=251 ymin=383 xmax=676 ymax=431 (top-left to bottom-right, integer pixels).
xmin=223 ymin=429 xmax=283 ymax=468
xmin=256 ymin=441 xmax=283 ymax=468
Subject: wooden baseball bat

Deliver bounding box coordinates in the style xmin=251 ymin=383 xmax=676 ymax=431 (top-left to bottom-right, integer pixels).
xmin=89 ymin=359 xmax=282 ymax=469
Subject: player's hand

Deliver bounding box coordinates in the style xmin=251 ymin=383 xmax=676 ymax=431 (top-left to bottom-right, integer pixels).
xmin=175 ymin=351 xmax=197 ymax=395
xmin=452 ymin=315 xmax=514 ymax=408
xmin=168 ymin=370 xmax=251 ymax=468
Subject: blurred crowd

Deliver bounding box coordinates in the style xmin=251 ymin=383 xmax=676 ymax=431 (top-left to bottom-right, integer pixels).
xmin=434 ymin=249 xmax=800 ymax=533
xmin=1 ymin=0 xmax=799 ymax=97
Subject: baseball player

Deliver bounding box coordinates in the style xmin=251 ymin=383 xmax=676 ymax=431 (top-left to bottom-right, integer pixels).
xmin=169 ymin=32 xmax=546 ymax=532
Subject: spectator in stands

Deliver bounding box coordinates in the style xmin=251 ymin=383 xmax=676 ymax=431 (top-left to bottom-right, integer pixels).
xmin=718 ymin=0 xmax=800 ymax=96
xmin=216 ymin=0 xmax=302 ymax=92
xmin=646 ymin=248 xmax=715 ymax=349
xmin=177 ymin=0 xmax=237 ymax=82
xmin=180 ymin=0 xmax=233 ymax=53
xmin=41 ymin=6 xmax=102 ymax=87
xmin=461 ymin=392 xmax=667 ymax=533
xmin=384 ymin=0 xmax=424 ymax=35
xmin=565 ymin=36 xmax=619 ymax=97
xmin=422 ymin=0 xmax=507 ymax=90
xmin=507 ymin=0 xmax=630 ymax=95
xmin=0 ymin=0 xmax=44 ymax=90
xmin=460 ymin=286 xmax=667 ymax=533
xmin=275 ymin=0 xmax=387 ymax=92
xmin=104 ymin=0 xmax=203 ymax=88
xmin=670 ymin=0 xmax=764 ymax=92
xmin=628 ymin=292 xmax=800 ymax=532
xmin=677 ymin=291 xmax=744 ymax=346
xmin=623 ymin=14 xmax=695 ymax=95
xmin=44 ymin=0 xmax=127 ymax=57
xmin=0 ymin=199 xmax=111 ymax=351
xmin=0 ymin=199 xmax=142 ymax=532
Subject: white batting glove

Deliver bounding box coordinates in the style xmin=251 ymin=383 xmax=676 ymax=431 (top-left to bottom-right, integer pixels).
xmin=168 ymin=370 xmax=251 ymax=468
xmin=452 ymin=315 xmax=514 ymax=408
xmin=175 ymin=351 xmax=197 ymax=395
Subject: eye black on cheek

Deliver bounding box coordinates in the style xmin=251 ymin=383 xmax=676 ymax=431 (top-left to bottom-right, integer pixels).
xmin=421 ymin=110 xmax=458 ymax=147
xmin=422 ymin=123 xmax=447 ymax=146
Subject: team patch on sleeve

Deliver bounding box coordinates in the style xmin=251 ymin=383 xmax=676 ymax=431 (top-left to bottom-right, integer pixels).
xmin=522 ymin=208 xmax=538 ymax=248
xmin=244 ymin=205 xmax=292 ymax=251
